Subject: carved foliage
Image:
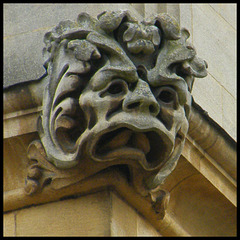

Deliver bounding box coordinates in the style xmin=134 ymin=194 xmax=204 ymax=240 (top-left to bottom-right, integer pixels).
xmin=26 ymin=11 xmax=207 ymax=203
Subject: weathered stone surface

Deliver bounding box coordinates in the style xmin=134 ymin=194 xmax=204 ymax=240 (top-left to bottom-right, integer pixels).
xmin=4 ymin=31 xmax=46 ymax=88
xmin=4 ymin=4 xmax=236 ymax=143
xmin=192 ymin=4 xmax=236 ymax=98
xmin=222 ymin=90 xmax=236 ymax=140
xmin=3 ymin=212 xmax=15 ymax=237
xmin=168 ymin=174 xmax=236 ymax=236
xmin=209 ymin=4 xmax=236 ymax=30
xmin=3 ymin=5 xmax=237 ymax=237
xmin=190 ymin=4 xmax=236 ymax=140
xmin=16 ymin=191 xmax=111 ymax=236
xmin=192 ymin=74 xmax=222 ymax=126
xmin=111 ymin=192 xmax=160 ymax=236
xmin=22 ymin=11 xmax=207 ymax=221
xmin=3 ymin=4 xmax=142 ymax=88
xmin=3 ymin=190 xmax=160 ymax=236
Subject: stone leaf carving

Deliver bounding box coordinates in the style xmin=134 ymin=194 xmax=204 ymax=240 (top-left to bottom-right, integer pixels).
xmin=25 ymin=11 xmax=207 ymax=212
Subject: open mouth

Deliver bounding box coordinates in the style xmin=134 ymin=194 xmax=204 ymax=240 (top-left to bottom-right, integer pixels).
xmin=93 ymin=127 xmax=173 ymax=169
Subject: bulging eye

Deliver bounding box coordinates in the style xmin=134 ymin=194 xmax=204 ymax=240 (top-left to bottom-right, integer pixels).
xmin=100 ymin=79 xmax=127 ymax=97
xmin=155 ymin=86 xmax=177 ymax=107
xmin=107 ymin=81 xmax=124 ymax=94
xmin=158 ymin=89 xmax=175 ymax=103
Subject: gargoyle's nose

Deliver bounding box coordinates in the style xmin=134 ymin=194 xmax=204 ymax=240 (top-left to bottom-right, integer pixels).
xmin=123 ymin=79 xmax=160 ymax=117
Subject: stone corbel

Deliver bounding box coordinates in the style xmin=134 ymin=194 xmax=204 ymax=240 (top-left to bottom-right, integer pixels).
xmin=21 ymin=10 xmax=208 ymax=219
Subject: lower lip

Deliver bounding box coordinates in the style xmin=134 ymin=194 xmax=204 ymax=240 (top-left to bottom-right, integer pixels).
xmin=93 ymin=127 xmax=171 ymax=169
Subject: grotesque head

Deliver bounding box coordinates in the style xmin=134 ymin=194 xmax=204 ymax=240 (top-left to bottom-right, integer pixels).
xmin=39 ymin=11 xmax=207 ymax=196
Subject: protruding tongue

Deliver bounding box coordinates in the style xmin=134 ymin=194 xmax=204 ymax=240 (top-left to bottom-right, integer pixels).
xmin=99 ymin=129 xmax=132 ymax=152
xmin=131 ymin=132 xmax=150 ymax=154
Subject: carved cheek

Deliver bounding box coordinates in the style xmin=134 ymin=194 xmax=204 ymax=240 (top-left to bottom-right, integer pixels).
xmin=173 ymin=106 xmax=189 ymax=140
xmin=158 ymin=105 xmax=189 ymax=141
xmin=79 ymin=89 xmax=105 ymax=130
xmin=153 ymin=85 xmax=188 ymax=136
xmin=79 ymin=80 xmax=128 ymax=130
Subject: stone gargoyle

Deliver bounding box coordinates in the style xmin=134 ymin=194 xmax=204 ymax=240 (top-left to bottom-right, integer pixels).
xmin=25 ymin=10 xmax=207 ymax=216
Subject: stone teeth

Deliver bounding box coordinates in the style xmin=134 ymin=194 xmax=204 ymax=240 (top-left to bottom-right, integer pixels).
xmin=98 ymin=129 xmax=151 ymax=156
xmin=101 ymin=129 xmax=132 ymax=151
xmin=131 ymin=132 xmax=150 ymax=154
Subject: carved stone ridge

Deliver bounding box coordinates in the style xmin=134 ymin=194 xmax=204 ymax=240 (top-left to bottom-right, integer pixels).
xmin=24 ymin=10 xmax=207 ymax=219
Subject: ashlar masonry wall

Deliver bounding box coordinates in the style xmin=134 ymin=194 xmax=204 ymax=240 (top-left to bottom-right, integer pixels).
xmin=179 ymin=4 xmax=236 ymax=140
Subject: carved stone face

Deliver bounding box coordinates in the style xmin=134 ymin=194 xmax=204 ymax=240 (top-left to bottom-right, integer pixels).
xmin=38 ymin=11 xmax=207 ymax=195
xmin=78 ymin=66 xmax=190 ymax=194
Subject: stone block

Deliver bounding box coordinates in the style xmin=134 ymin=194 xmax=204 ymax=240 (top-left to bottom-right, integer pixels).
xmin=222 ymin=89 xmax=236 ymax=140
xmin=179 ymin=4 xmax=192 ymax=43
xmin=4 ymin=4 xmax=143 ymax=88
xmin=15 ymin=190 xmax=161 ymax=236
xmin=144 ymin=4 xmax=162 ymax=18
xmin=4 ymin=137 xmax=29 ymax=191
xmin=209 ymin=4 xmax=236 ymax=30
xmin=192 ymin=4 xmax=236 ymax=98
xmin=166 ymin=4 xmax=180 ymax=23
xmin=111 ymin=192 xmax=138 ymax=236
xmin=16 ymin=191 xmax=111 ymax=236
xmin=191 ymin=73 xmax=223 ymax=126
xmin=168 ymin=174 xmax=236 ymax=236
xmin=4 ymin=30 xmax=46 ymax=88
xmin=130 ymin=3 xmax=145 ymax=17
xmin=3 ymin=212 xmax=16 ymax=236
xmin=137 ymin=214 xmax=161 ymax=236
xmin=4 ymin=4 xmax=140 ymax=37
xmin=110 ymin=192 xmax=160 ymax=236
xmin=191 ymin=4 xmax=236 ymax=140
